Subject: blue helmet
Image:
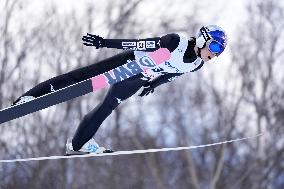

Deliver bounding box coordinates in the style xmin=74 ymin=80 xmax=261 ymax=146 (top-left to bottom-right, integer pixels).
xmin=196 ymin=25 xmax=227 ymax=56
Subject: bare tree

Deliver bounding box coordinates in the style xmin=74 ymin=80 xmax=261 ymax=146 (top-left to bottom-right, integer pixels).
xmin=229 ymin=0 xmax=284 ymax=188
xmin=6 ymin=0 xmax=284 ymax=189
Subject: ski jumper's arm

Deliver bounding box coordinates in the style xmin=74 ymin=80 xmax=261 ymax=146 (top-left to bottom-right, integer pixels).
xmin=104 ymin=37 xmax=160 ymax=52
xmin=138 ymin=73 xmax=184 ymax=96
xmin=104 ymin=33 xmax=181 ymax=52
xmin=82 ymin=33 xmax=181 ymax=52
xmin=150 ymin=73 xmax=183 ymax=88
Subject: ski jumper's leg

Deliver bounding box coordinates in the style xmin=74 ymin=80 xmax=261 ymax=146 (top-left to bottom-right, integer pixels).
xmin=71 ymin=73 xmax=148 ymax=151
xmin=13 ymin=50 xmax=135 ymax=103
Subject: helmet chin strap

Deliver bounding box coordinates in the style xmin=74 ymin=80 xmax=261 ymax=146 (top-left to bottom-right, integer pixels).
xmin=197 ymin=48 xmax=201 ymax=58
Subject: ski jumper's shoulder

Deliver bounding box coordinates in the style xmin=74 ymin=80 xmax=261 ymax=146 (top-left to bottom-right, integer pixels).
xmin=160 ymin=33 xmax=181 ymax=52
xmin=160 ymin=34 xmax=204 ymax=73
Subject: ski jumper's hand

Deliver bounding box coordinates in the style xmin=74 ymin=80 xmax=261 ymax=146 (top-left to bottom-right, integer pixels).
xmin=139 ymin=83 xmax=155 ymax=97
xmin=82 ymin=33 xmax=105 ymax=48
xmin=138 ymin=73 xmax=184 ymax=97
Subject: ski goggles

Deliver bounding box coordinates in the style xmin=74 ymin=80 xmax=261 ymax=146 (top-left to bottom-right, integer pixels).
xmin=207 ymin=40 xmax=225 ymax=57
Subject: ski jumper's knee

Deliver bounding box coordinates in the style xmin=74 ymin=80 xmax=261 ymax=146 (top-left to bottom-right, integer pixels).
xmin=83 ymin=95 xmax=122 ymax=125
xmin=103 ymin=95 xmax=123 ymax=113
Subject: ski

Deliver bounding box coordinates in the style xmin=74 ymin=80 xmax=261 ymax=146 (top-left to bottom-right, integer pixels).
xmin=0 ymin=48 xmax=171 ymax=124
xmin=65 ymin=149 xmax=115 ymax=156
xmin=0 ymin=134 xmax=264 ymax=163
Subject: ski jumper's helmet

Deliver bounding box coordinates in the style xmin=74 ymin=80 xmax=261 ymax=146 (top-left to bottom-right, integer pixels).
xmin=196 ymin=25 xmax=227 ymax=56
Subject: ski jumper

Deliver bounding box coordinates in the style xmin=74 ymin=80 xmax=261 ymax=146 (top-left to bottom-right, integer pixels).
xmin=14 ymin=33 xmax=204 ymax=151
xmin=72 ymin=33 xmax=204 ymax=150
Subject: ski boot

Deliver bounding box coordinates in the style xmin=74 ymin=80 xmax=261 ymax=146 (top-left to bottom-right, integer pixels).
xmin=13 ymin=96 xmax=36 ymax=106
xmin=66 ymin=138 xmax=114 ymax=156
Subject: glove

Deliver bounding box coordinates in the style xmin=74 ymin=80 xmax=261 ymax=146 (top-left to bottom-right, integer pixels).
xmin=138 ymin=83 xmax=155 ymax=97
xmin=82 ymin=33 xmax=105 ymax=49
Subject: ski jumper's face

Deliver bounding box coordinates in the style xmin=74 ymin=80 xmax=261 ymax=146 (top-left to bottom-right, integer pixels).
xmin=200 ymin=47 xmax=215 ymax=62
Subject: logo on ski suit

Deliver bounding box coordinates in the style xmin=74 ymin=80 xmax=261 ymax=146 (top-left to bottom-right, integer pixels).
xmin=104 ymin=56 xmax=156 ymax=85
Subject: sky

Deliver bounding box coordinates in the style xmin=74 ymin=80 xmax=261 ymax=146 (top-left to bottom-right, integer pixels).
xmin=1 ymin=0 xmax=271 ymax=160
xmin=27 ymin=0 xmax=248 ymax=38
